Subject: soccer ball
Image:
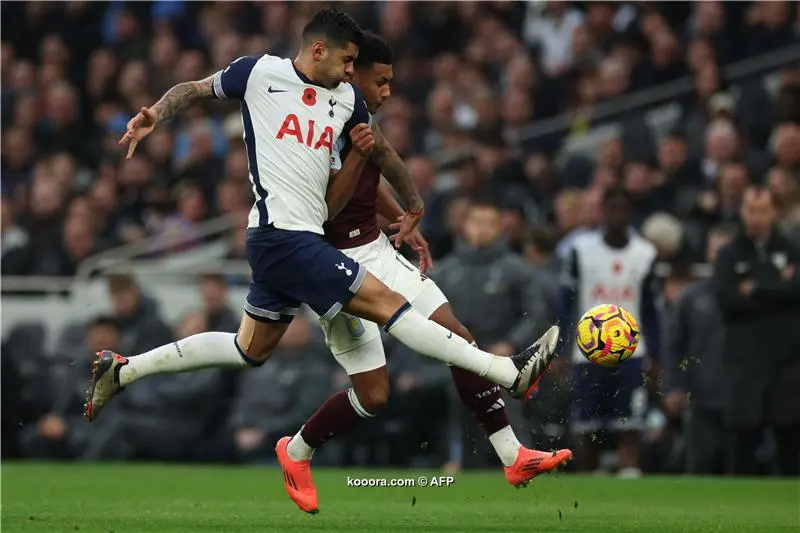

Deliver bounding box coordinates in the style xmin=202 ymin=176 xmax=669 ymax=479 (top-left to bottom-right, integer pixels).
xmin=575 ymin=304 xmax=639 ymax=367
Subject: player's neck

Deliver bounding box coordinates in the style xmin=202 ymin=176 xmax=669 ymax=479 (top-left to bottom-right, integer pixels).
xmin=293 ymin=54 xmax=323 ymax=87
xmin=603 ymin=232 xmax=628 ymax=248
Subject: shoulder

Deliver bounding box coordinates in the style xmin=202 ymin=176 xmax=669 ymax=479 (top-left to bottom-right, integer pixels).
xmin=572 ymin=229 xmax=602 ymax=254
xmin=250 ymin=55 xmax=296 ymax=81
xmin=214 ymin=54 xmax=280 ymax=100
xmin=332 ymin=81 xmax=361 ymax=104
xmin=502 ymin=252 xmax=533 ymax=276
xmin=629 ymin=233 xmax=658 ymax=261
xmin=339 ymin=82 xmax=371 ymax=128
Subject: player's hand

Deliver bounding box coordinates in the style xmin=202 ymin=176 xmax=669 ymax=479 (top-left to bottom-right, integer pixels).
xmin=350 ymin=123 xmax=374 ymax=158
xmin=388 ymin=211 xmax=423 ymax=249
xmin=118 ymin=106 xmax=158 ymax=159
xmin=389 ymin=227 xmax=434 ymax=273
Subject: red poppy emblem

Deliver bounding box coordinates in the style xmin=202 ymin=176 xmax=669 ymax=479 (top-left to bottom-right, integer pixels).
xmin=302 ymin=88 xmax=317 ymax=106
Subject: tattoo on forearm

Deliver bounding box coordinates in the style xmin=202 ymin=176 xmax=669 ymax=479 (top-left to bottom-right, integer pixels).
xmin=152 ymin=76 xmax=215 ymax=123
xmin=372 ymin=127 xmax=424 ymax=212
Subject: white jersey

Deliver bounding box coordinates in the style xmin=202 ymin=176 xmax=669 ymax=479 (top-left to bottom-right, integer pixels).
xmin=212 ymin=54 xmax=370 ymax=234
xmin=562 ymin=230 xmax=658 ymax=363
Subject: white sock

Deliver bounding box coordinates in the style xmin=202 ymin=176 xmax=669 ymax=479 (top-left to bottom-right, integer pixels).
xmin=386 ymin=306 xmax=518 ymax=388
xmin=488 ymin=426 xmax=523 ymax=467
xmin=119 ymin=332 xmax=251 ymax=387
xmin=287 ymin=428 xmax=315 ymax=461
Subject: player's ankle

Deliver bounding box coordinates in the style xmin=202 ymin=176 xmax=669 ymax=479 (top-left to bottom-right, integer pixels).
xmin=287 ymin=432 xmax=315 ymax=462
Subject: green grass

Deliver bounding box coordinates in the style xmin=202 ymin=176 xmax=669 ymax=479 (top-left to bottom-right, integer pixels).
xmin=2 ymin=462 xmax=798 ymax=532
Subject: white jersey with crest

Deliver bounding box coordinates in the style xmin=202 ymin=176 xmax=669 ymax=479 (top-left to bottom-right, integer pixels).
xmin=212 ymin=54 xmax=370 ymax=234
xmin=564 ymin=230 xmax=658 ymax=363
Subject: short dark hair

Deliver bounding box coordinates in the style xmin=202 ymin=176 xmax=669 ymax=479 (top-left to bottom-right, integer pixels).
xmin=526 ymin=224 xmax=559 ymax=254
xmin=468 ymin=195 xmax=502 ymax=212
xmin=603 ymin=186 xmax=634 ymax=207
xmin=355 ymin=31 xmax=393 ymax=68
xmin=302 ymin=8 xmax=364 ymax=49
xmin=107 ymin=274 xmax=138 ymax=294
xmin=200 ymin=273 xmax=226 ymax=285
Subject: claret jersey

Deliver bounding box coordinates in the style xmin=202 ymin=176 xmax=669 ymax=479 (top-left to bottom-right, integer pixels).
xmin=325 ymin=127 xmax=382 ymax=249
xmin=212 ymin=54 xmax=370 ymax=234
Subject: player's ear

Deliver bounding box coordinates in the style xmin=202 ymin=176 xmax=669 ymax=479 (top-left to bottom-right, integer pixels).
xmin=311 ymin=40 xmax=326 ymax=61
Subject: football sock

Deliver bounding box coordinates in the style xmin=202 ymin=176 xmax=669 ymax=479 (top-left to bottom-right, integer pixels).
xmin=286 ymin=430 xmax=315 ymax=461
xmin=118 ymin=332 xmax=254 ymax=387
xmin=450 ymin=357 xmax=521 ymax=467
xmin=449 ymin=365 xmax=511 ymax=435
xmin=385 ymin=305 xmax=518 ymax=388
xmin=289 ymin=388 xmax=375 ymax=461
xmin=488 ymin=426 xmax=523 ymax=467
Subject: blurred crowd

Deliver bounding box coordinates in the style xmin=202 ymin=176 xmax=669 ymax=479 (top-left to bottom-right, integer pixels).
xmin=2 ymin=1 xmax=800 ymax=275
xmin=2 ymin=1 xmax=800 ymax=475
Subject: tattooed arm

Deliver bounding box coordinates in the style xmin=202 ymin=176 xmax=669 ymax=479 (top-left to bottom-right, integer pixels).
xmin=151 ymin=76 xmax=216 ymax=124
xmin=118 ymin=76 xmax=215 ymax=158
xmin=120 ymin=55 xmax=260 ymax=158
xmin=370 ymin=124 xmax=424 ymax=214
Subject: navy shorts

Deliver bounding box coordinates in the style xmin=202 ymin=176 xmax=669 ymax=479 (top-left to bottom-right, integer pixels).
xmin=245 ymin=227 xmax=366 ymax=322
xmin=571 ymin=357 xmax=648 ymax=434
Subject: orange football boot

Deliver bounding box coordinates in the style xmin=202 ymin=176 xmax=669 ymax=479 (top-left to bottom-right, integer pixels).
xmin=275 ymin=436 xmax=319 ymax=514
xmin=504 ymin=447 xmax=573 ymax=488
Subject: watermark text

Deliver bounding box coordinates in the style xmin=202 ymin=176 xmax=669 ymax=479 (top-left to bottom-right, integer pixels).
xmin=346 ymin=476 xmax=455 ymax=488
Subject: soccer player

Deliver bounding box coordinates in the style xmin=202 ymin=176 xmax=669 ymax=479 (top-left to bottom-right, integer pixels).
xmin=557 ymin=187 xmax=661 ymax=478
xmin=85 ymin=7 xmax=559 ymax=481
xmin=275 ymin=31 xmax=572 ymax=513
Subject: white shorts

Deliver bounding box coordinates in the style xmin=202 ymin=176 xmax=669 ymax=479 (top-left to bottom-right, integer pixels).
xmin=319 ymin=233 xmax=448 ymax=374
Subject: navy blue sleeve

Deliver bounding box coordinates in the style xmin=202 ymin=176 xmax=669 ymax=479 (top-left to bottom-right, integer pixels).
xmin=212 ymin=55 xmax=262 ymax=100
xmin=639 ymin=261 xmax=662 ymax=362
xmin=342 ymin=84 xmax=371 ymax=137
xmin=555 ymin=248 xmax=580 ymax=355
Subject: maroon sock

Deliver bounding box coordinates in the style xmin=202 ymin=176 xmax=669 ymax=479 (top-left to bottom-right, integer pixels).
xmin=300 ymin=388 xmax=373 ymax=448
xmin=450 ymin=365 xmax=510 ymax=436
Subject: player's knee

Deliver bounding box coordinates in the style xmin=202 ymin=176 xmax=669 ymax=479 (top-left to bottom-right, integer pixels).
xmin=430 ymin=305 xmax=474 ymax=344
xmin=352 ymin=371 xmax=390 ymax=414
xmin=358 ymin=384 xmax=389 ymax=414
xmin=456 ymin=324 xmax=474 ymax=344
xmin=234 ymin=335 xmax=272 ymax=365
xmin=246 ymin=345 xmax=273 ymax=364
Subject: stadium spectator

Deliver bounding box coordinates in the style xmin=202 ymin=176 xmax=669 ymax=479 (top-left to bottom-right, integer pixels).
xmin=766 ymin=166 xmax=800 ymax=244
xmin=713 ymin=187 xmax=800 ymax=476
xmin=199 ymin=274 xmax=239 ymax=333
xmin=664 ymin=224 xmax=734 ymax=474
xmin=1 ymin=195 xmax=30 ymax=276
xmin=230 ymin=315 xmax=332 ymax=463
xmin=432 ymin=198 xmax=541 ymax=354
xmin=21 ymin=317 xmax=120 ymax=460
xmin=106 ymin=274 xmax=173 ymax=355
xmin=87 ymin=310 xmax=235 ymax=461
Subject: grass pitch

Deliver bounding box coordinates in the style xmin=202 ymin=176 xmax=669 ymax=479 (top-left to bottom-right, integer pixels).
xmin=2 ymin=462 xmax=798 ymax=532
